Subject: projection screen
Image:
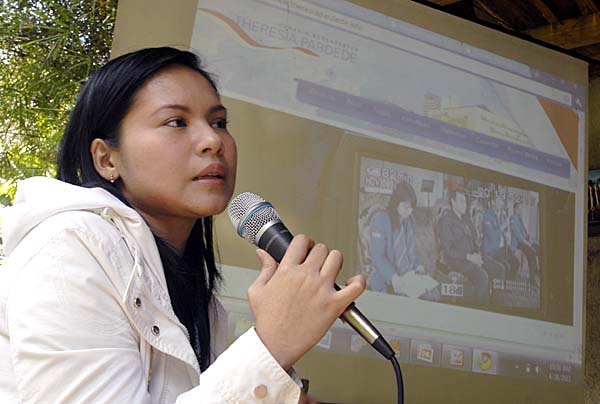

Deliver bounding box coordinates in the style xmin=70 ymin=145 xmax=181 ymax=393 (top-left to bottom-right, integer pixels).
xmin=113 ymin=0 xmax=590 ymax=402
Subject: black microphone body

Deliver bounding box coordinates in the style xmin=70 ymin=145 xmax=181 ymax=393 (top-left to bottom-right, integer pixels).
xmin=256 ymin=221 xmax=292 ymax=263
xmin=228 ymin=193 xmax=395 ymax=360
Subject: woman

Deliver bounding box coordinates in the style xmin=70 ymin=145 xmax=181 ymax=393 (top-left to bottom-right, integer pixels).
xmin=368 ymin=181 xmax=424 ymax=293
xmin=0 ymin=47 xmax=365 ymax=403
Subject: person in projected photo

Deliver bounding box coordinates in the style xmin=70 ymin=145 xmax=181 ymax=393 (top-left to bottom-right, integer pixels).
xmin=368 ymin=181 xmax=439 ymax=300
xmin=510 ymin=201 xmax=540 ymax=287
xmin=482 ymin=192 xmax=518 ymax=281
xmin=0 ymin=47 xmax=364 ymax=403
xmin=438 ymin=189 xmax=490 ymax=305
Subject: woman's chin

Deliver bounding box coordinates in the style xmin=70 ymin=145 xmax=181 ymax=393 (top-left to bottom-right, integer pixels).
xmin=193 ymin=195 xmax=231 ymax=217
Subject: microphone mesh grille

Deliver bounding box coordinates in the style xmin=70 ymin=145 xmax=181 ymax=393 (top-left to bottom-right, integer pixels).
xmin=227 ymin=192 xmax=263 ymax=226
xmin=227 ymin=192 xmax=280 ymax=244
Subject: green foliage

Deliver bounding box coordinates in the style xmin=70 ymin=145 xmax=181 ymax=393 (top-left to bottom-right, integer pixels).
xmin=0 ymin=0 xmax=117 ymax=204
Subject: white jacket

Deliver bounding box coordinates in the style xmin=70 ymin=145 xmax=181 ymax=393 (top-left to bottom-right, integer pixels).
xmin=0 ymin=177 xmax=301 ymax=404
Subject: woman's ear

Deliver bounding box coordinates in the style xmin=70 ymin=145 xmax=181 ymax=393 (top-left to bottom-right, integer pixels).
xmin=90 ymin=138 xmax=120 ymax=183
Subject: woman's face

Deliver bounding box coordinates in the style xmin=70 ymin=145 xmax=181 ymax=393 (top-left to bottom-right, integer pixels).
xmin=397 ymin=200 xmax=413 ymax=220
xmin=112 ymin=65 xmax=237 ymax=240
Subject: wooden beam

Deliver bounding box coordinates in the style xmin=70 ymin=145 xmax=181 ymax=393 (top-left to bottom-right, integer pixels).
xmin=529 ymin=0 xmax=559 ymax=24
xmin=473 ymin=0 xmax=514 ymax=30
xmin=575 ymin=0 xmax=599 ymax=15
xmin=425 ymin=0 xmax=465 ymax=5
xmin=526 ymin=12 xmax=600 ymax=49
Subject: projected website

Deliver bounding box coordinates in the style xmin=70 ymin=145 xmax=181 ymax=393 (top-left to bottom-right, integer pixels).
xmin=193 ymin=0 xmax=585 ymax=384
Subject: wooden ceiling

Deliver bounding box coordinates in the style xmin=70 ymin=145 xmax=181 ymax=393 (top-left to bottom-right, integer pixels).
xmin=418 ymin=0 xmax=600 ymax=78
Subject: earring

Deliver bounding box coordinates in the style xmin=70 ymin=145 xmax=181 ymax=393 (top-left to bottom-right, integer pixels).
xmin=109 ymin=174 xmax=115 ymax=183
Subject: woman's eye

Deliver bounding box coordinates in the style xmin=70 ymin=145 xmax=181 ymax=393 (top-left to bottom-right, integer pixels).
xmin=165 ymin=118 xmax=187 ymax=128
xmin=211 ymin=118 xmax=229 ymax=130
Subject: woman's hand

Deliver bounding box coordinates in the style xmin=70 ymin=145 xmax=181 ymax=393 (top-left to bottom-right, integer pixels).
xmin=248 ymin=234 xmax=366 ymax=370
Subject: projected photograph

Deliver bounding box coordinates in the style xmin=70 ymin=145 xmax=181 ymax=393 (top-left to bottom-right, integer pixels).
xmin=357 ymin=156 xmax=540 ymax=309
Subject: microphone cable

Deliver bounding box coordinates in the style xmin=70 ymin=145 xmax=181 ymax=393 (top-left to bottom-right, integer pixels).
xmin=391 ymin=355 xmax=404 ymax=404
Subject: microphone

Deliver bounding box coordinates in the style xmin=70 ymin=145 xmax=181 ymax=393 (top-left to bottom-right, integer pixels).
xmin=227 ymin=192 xmax=395 ymax=360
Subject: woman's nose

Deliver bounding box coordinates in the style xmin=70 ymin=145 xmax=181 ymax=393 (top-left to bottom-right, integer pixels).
xmin=195 ymin=125 xmax=223 ymax=156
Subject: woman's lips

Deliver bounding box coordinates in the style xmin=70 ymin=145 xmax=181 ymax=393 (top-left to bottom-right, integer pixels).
xmin=193 ymin=163 xmax=225 ymax=181
xmin=193 ymin=173 xmax=224 ymax=181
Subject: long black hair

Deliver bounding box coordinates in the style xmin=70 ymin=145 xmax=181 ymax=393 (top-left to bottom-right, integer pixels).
xmin=56 ymin=47 xmax=221 ymax=371
xmin=387 ymin=181 xmax=417 ymax=229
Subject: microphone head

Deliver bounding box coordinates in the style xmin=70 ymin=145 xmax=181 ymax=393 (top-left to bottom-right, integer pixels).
xmin=227 ymin=192 xmax=281 ymax=245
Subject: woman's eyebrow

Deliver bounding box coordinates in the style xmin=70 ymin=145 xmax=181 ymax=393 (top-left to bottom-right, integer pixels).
xmin=153 ymin=104 xmax=191 ymax=114
xmin=153 ymin=104 xmax=227 ymax=115
xmin=208 ymin=104 xmax=227 ymax=115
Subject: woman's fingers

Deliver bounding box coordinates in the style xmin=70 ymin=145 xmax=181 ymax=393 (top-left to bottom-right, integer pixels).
xmin=345 ymin=274 xmax=366 ymax=287
xmin=303 ymin=243 xmax=329 ymax=271
xmin=279 ymin=234 xmax=313 ymax=266
xmin=252 ymin=249 xmax=278 ymax=287
xmin=335 ymin=275 xmax=366 ymax=305
xmin=319 ymin=249 xmax=343 ymax=280
xmin=250 ymin=237 xmax=367 ymax=370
